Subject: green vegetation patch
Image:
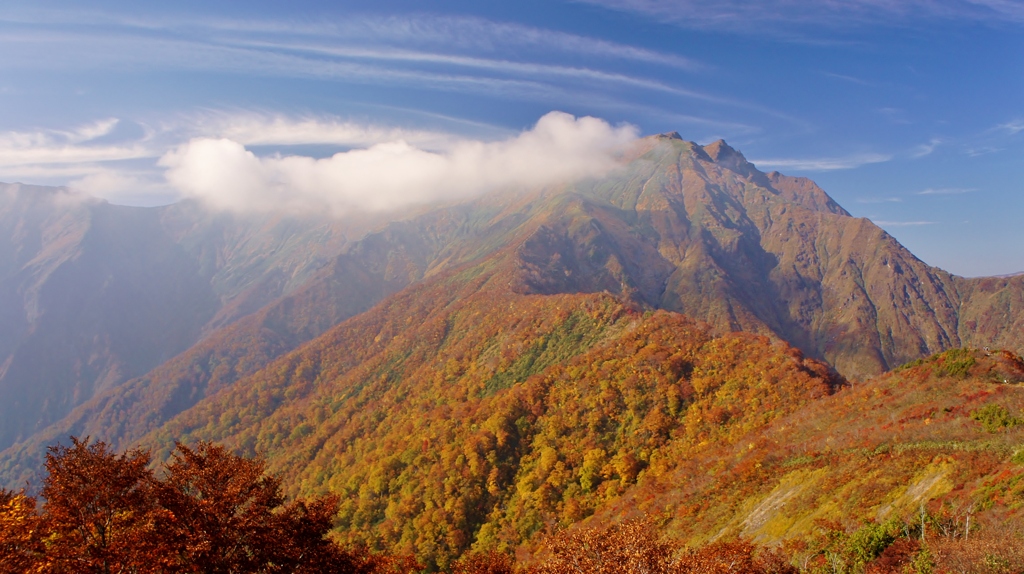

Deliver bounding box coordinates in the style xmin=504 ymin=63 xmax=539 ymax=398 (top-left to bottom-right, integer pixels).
xmin=935 ymin=348 xmax=976 ymax=378
xmin=1011 ymin=448 xmax=1024 ymax=465
xmin=970 ymin=404 xmax=1022 ymax=433
xmin=894 ymin=357 xmax=926 ymax=372
xmin=780 ymin=454 xmax=818 ymax=468
xmin=481 ymin=310 xmax=606 ymax=396
xmin=845 ymin=518 xmax=904 ymax=568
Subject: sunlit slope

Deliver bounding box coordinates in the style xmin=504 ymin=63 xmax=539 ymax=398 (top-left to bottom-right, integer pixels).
xmin=136 ymin=253 xmax=842 ymax=570
xmin=581 ymin=347 xmax=1024 ymax=547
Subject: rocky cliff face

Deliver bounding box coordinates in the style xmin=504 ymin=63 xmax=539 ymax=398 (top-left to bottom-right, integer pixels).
xmin=503 ymin=135 xmax=1018 ymax=378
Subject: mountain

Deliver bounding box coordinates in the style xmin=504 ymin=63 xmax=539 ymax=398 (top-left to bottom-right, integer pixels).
xmin=1 ymin=134 xmax=1023 ymax=565
xmin=0 ymin=199 xmax=520 ymax=471
xmin=544 ymin=135 xmax=1022 ymax=378
xmin=0 ymin=185 xmax=215 ymax=452
xmin=15 ymin=238 xmax=1021 ymax=569
xmin=0 ymin=183 xmax=406 ymax=451
xmin=124 ymin=249 xmax=847 ymax=570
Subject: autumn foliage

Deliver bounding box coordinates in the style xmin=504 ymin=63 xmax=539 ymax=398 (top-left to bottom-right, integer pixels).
xmin=137 ymin=272 xmax=843 ymax=569
xmin=0 ymin=438 xmax=802 ymax=574
xmin=6 ymin=435 xmax=1024 ymax=572
xmin=0 ymin=437 xmax=413 ymax=573
xmin=4 ymin=274 xmax=1023 ymax=573
xmin=530 ymin=518 xmax=796 ymax=574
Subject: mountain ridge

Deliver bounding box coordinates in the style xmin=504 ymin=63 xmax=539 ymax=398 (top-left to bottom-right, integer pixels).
xmin=1 ymin=134 xmax=1022 ymax=496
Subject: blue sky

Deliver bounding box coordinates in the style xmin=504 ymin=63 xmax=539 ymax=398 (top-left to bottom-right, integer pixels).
xmin=0 ymin=0 xmax=1021 ymax=276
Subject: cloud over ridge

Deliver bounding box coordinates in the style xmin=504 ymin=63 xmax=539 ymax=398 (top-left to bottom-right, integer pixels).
xmin=161 ymin=111 xmax=639 ymax=214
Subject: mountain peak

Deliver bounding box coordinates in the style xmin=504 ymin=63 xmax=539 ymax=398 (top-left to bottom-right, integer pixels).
xmin=656 ymin=131 xmax=683 ymax=140
xmin=702 ymin=139 xmax=744 ymax=162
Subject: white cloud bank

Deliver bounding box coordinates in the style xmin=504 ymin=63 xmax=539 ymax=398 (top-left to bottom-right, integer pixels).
xmin=161 ymin=111 xmax=639 ymax=214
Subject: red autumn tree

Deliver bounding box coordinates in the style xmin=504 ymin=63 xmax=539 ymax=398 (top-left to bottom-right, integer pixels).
xmin=0 ymin=437 xmax=408 ymax=573
xmin=156 ymin=440 xmax=394 ymax=573
xmin=675 ymin=540 xmax=797 ymax=574
xmin=38 ymin=437 xmax=167 ymax=573
xmin=155 ymin=441 xmax=287 ymax=572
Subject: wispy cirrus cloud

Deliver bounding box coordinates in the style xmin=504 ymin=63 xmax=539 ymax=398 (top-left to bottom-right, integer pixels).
xmin=749 ymin=152 xmax=891 ymax=171
xmin=996 ymin=119 xmax=1024 ymax=135
xmin=0 ymin=117 xmax=168 ymax=202
xmin=0 ymin=11 xmax=703 ymax=98
xmin=0 ymin=32 xmax=576 ymax=101
xmin=0 ymin=7 xmax=808 ymax=145
xmin=910 ymin=138 xmax=943 ymax=158
xmin=856 ymin=196 xmax=903 ymax=204
xmin=182 ymin=111 xmax=473 ymax=150
xmin=574 ymin=0 xmax=1024 ymax=33
xmin=282 ymin=15 xmax=702 ymax=69
xmin=61 ymin=13 xmax=699 ymax=69
xmin=873 ymin=219 xmax=938 ymax=226
xmin=0 ymin=119 xmax=151 ymax=166
xmin=229 ymin=40 xmax=710 ymax=101
xmin=0 ymin=9 xmax=800 ymax=129
xmin=917 ymin=187 xmax=978 ymax=195
xmin=822 ymin=71 xmax=875 ymax=86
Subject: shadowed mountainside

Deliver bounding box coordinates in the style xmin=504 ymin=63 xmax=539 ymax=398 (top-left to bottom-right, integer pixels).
xmin=0 ymin=186 xmax=218 ymax=452
xmin=0 ymin=184 xmax=400 ymax=451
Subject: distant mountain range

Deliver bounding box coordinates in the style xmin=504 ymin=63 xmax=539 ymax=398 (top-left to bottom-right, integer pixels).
xmin=1 ymin=135 xmax=1022 ymax=566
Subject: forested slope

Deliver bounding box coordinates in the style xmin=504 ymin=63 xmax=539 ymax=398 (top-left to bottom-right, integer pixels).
xmin=106 ymin=231 xmax=842 ymax=569
xmin=573 ymin=348 xmax=1024 ymax=565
